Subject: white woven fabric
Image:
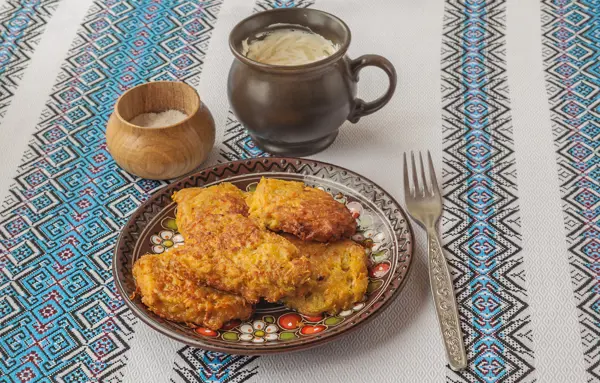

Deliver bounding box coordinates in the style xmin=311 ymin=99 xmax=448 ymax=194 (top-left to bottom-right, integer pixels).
xmin=0 ymin=0 xmax=594 ymax=382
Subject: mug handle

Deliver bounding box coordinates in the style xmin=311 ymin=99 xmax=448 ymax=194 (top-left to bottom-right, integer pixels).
xmin=348 ymin=54 xmax=397 ymax=123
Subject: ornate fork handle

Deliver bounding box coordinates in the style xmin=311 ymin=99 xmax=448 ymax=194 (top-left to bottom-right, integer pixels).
xmin=427 ymin=228 xmax=467 ymax=371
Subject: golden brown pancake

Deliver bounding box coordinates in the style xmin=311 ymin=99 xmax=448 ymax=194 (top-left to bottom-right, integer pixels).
xmin=282 ymin=235 xmax=368 ymax=316
xmin=176 ymin=212 xmax=311 ymax=304
xmin=172 ymin=183 xmax=248 ymax=239
xmin=133 ymin=250 xmax=253 ymax=330
xmin=247 ymin=178 xmax=357 ymax=242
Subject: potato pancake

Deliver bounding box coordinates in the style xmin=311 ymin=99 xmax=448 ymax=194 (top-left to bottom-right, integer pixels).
xmin=133 ymin=250 xmax=253 ymax=330
xmin=247 ymin=178 xmax=357 ymax=242
xmin=177 ymin=212 xmax=311 ymax=304
xmin=172 ymin=183 xmax=248 ymax=238
xmin=282 ymin=235 xmax=368 ymax=316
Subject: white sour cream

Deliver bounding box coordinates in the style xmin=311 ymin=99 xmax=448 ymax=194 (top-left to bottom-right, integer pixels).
xmin=242 ymin=27 xmax=338 ymax=66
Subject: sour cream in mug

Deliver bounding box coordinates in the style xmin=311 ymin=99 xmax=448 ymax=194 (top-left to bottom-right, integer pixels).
xmin=242 ymin=27 xmax=338 ymax=66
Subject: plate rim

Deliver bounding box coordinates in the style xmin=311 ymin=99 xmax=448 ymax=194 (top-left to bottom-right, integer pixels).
xmin=112 ymin=157 xmax=415 ymax=355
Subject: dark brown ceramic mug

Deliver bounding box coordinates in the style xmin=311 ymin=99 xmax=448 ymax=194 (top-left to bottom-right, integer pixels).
xmin=228 ymin=8 xmax=397 ymax=156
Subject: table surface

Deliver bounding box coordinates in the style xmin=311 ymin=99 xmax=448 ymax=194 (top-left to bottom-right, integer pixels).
xmin=0 ymin=0 xmax=598 ymax=382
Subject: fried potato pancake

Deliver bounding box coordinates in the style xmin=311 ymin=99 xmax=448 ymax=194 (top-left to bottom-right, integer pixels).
xmin=282 ymin=235 xmax=368 ymax=316
xmin=172 ymin=183 xmax=248 ymax=238
xmin=247 ymin=178 xmax=357 ymax=242
xmin=177 ymin=212 xmax=311 ymax=304
xmin=132 ymin=250 xmax=253 ymax=330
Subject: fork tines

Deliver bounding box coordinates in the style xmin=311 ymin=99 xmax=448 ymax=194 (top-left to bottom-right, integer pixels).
xmin=403 ymin=150 xmax=439 ymax=199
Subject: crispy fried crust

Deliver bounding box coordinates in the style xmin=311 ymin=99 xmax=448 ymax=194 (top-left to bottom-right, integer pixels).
xmin=282 ymin=235 xmax=368 ymax=316
xmin=172 ymin=183 xmax=248 ymax=239
xmin=132 ymin=251 xmax=253 ymax=330
xmin=177 ymin=213 xmax=311 ymax=304
xmin=247 ymin=178 xmax=357 ymax=242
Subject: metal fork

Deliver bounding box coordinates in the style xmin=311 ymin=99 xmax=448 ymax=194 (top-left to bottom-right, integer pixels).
xmin=403 ymin=151 xmax=467 ymax=371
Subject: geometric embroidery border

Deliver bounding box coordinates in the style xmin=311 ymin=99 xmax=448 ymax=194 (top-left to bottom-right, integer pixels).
xmin=0 ymin=1 xmax=223 ymax=382
xmin=441 ymin=0 xmax=536 ymax=382
xmin=0 ymin=0 xmax=61 ymax=127
xmin=540 ymin=0 xmax=600 ymax=380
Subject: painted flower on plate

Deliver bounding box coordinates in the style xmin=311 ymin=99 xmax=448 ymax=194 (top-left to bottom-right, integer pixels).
xmin=150 ymin=230 xmax=184 ymax=254
xmin=352 ymin=229 xmax=385 ymax=252
xmin=338 ymin=302 xmax=366 ymax=317
xmin=346 ymin=201 xmax=374 ymax=228
xmin=239 ymin=320 xmax=279 ymax=343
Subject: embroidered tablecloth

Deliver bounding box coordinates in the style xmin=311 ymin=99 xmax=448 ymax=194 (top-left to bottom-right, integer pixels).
xmin=0 ymin=0 xmax=598 ymax=382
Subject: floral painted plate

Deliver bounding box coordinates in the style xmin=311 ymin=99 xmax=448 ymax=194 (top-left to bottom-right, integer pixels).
xmin=113 ymin=158 xmax=413 ymax=354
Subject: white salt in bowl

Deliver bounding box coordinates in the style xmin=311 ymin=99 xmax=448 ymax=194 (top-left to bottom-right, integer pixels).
xmin=106 ymin=81 xmax=215 ymax=180
xmin=129 ymin=109 xmax=189 ymax=128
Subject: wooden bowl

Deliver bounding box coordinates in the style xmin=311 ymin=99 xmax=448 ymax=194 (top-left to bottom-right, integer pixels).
xmin=106 ymin=81 xmax=215 ymax=180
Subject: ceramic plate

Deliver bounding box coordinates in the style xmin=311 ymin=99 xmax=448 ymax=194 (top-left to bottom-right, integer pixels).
xmin=113 ymin=157 xmax=414 ymax=354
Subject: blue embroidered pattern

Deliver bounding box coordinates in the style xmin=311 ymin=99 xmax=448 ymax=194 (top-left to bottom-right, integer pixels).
xmin=441 ymin=0 xmax=535 ymax=381
xmin=0 ymin=1 xmax=222 ymax=381
xmin=541 ymin=0 xmax=600 ymax=380
xmin=0 ymin=0 xmax=60 ymax=125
